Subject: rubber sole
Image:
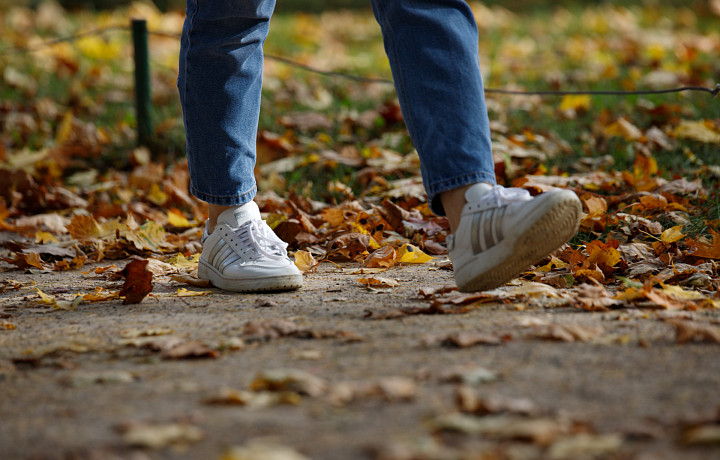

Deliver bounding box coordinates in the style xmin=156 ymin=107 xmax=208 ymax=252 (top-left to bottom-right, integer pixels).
xmin=198 ymin=259 xmax=303 ymax=293
xmin=455 ymin=195 xmax=582 ymax=293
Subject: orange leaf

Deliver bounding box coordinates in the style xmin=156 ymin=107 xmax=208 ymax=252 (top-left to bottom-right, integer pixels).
xmin=1 ymin=252 xmax=47 ymax=270
xmin=119 ymin=259 xmax=153 ymax=304
xmin=690 ymin=230 xmax=720 ymax=260
xmin=582 ymin=195 xmax=607 ymax=218
xmin=67 ymin=214 xmax=101 ymax=240
xmin=363 ymin=246 xmax=398 ymax=269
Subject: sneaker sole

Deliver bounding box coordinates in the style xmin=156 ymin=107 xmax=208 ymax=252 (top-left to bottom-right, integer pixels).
xmin=198 ymin=259 xmax=303 ymax=293
xmin=456 ymin=193 xmax=582 ymax=293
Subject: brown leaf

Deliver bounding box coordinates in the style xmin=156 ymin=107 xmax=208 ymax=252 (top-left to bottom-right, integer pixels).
xmin=531 ymin=323 xmax=604 ymax=342
xmin=119 ymin=259 xmax=153 ymax=304
xmin=456 ymin=386 xmax=538 ymax=416
xmin=667 ymin=320 xmax=720 ymax=344
xmin=161 ymin=340 xmax=218 ymax=360
xmin=362 ymin=246 xmax=398 ymax=268
xmin=1 ymin=252 xmax=47 ymax=270
xmin=242 ymin=319 xmax=299 ymax=342
xmin=250 ymin=369 xmax=327 ymax=397
xmin=327 ymin=232 xmax=377 ymax=261
xmin=422 ymin=331 xmax=502 ymax=348
xmin=170 ymin=274 xmax=211 ymax=288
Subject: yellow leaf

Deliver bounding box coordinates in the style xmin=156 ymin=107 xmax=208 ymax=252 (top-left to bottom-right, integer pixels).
xmin=1 ymin=321 xmax=16 ymax=330
xmin=125 ymin=221 xmax=167 ymax=252
xmin=35 ymin=231 xmax=57 ymax=244
xmin=559 ymin=94 xmax=591 ymax=112
xmin=673 ymin=120 xmax=720 ymax=143
xmin=177 ymin=288 xmax=210 ymax=297
xmin=36 ymin=288 xmax=56 ymax=305
xmin=76 ymin=35 xmax=122 ymax=60
xmin=54 ymin=111 xmax=74 ymax=145
xmin=294 ymin=250 xmax=318 ymax=272
xmin=166 ymin=253 xmax=200 ymax=268
xmin=147 ymin=183 xmax=168 ymax=206
xmin=397 ymin=244 xmax=434 ymax=264
xmin=661 ymin=284 xmax=707 ymax=301
xmin=661 ymin=226 xmax=685 ymax=244
xmin=605 ymin=118 xmax=642 ymax=141
xmin=167 ymin=210 xmax=191 ymax=228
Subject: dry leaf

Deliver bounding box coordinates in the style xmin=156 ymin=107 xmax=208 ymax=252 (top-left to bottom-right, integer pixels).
xmin=358 ymin=276 xmax=399 ymax=289
xmin=293 ymin=250 xmax=318 ymax=272
xmin=161 ymin=340 xmax=218 ymax=360
xmin=531 ymin=323 xmax=604 ymax=342
xmin=220 ymin=442 xmax=310 ymax=460
xmin=122 ymin=423 xmax=204 ymax=449
xmin=119 ymin=259 xmax=153 ymax=304
xmin=667 ymin=320 xmax=720 ymax=344
xmin=250 ymin=369 xmax=327 ymax=397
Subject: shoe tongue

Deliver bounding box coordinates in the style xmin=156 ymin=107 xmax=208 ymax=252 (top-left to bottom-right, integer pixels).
xmin=217 ymin=201 xmax=261 ymax=228
xmin=464 ymin=182 xmax=494 ymax=203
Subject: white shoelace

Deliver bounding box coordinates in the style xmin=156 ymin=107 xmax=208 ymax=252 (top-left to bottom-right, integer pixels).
xmin=482 ymin=185 xmax=532 ymax=208
xmin=234 ymin=220 xmax=288 ymax=261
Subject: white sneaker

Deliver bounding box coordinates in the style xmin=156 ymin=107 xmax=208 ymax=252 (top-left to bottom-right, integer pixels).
xmin=448 ymin=183 xmax=582 ymax=292
xmin=198 ymin=202 xmax=303 ymax=292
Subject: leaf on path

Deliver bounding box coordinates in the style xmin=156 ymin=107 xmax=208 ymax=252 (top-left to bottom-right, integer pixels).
xmin=530 ymin=323 xmax=604 ymax=342
xmin=165 ymin=253 xmax=200 ymax=269
xmin=161 ymin=340 xmax=219 ymax=360
xmin=422 ymin=331 xmax=503 ymax=348
xmin=81 ymin=287 xmax=120 ymax=302
xmin=666 ymin=320 xmax=720 ymax=344
xmin=119 ymin=259 xmax=153 ymax=304
xmin=358 ymin=276 xmax=399 ymax=289
xmin=1 ymin=252 xmax=47 ymax=270
xmin=170 ymin=274 xmax=211 ymax=288
xmin=293 ymin=250 xmax=318 ymax=272
xmin=328 ymin=377 xmax=417 ymax=406
xmin=250 ymin=369 xmax=328 ymax=397
xmin=439 ymin=365 xmax=499 ymax=385
xmin=124 ymin=221 xmax=167 ymax=252
xmin=397 ymin=243 xmax=434 ymax=264
xmin=432 ymin=413 xmax=568 ymax=445
xmin=62 ymin=370 xmax=136 ymax=387
xmin=220 ymin=442 xmax=310 ymax=460
xmin=121 ymin=423 xmax=204 ymax=449
xmin=1 ymin=321 xmax=16 ymax=330
xmin=547 ymin=433 xmax=624 ymax=459
xmin=326 ymin=232 xmax=379 ymax=261
xmin=573 ymin=284 xmax=619 ymax=311
xmin=34 ymin=288 xmax=82 ymax=310
xmin=204 ymin=388 xmax=301 ymax=407
xmin=682 ymin=424 xmax=720 ymax=445
xmin=177 ymin=288 xmax=210 ymax=297
xmin=120 ymin=327 xmax=174 ymax=339
xmin=362 ymin=246 xmax=398 ymax=268
xmin=242 ymin=319 xmax=299 ymax=342
xmin=456 ymin=386 xmax=538 ymax=416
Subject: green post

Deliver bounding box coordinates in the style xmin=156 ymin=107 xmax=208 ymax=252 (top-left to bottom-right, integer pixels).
xmin=132 ymin=19 xmax=152 ymax=147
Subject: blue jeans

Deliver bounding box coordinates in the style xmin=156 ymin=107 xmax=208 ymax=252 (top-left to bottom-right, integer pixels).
xmin=178 ymin=0 xmax=496 ymax=215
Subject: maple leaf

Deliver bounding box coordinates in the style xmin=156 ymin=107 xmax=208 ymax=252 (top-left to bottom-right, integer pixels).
xmin=689 ymin=230 xmax=720 ymax=260
xmin=119 ymin=259 xmax=153 ymax=304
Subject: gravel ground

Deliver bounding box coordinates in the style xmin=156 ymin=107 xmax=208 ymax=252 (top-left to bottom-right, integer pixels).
xmin=1 ymin=259 xmax=720 ymax=460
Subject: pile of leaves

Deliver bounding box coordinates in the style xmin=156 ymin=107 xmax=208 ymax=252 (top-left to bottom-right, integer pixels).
xmin=0 ymin=1 xmax=719 ymax=309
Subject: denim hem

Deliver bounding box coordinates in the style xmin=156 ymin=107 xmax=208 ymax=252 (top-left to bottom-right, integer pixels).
xmin=426 ymin=171 xmax=497 ymax=216
xmin=190 ymin=183 xmax=257 ymax=206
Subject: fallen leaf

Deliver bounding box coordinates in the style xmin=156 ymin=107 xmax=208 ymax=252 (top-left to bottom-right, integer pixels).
xmin=122 ymin=423 xmax=204 ymax=449
xmin=547 ymin=433 xmax=624 ymax=459
xmin=362 ymin=246 xmax=398 ymax=268
xmin=177 ymin=288 xmax=210 ymax=297
xmin=456 ymin=386 xmax=538 ymax=416
xmin=439 ymin=365 xmax=499 ymax=385
xmin=432 ymin=413 xmax=567 ymax=445
xmin=667 ymin=320 xmax=720 ymax=344
xmin=422 ymin=331 xmax=503 ymax=348
xmin=293 ymin=250 xmax=318 ymax=272
xmin=328 ymin=377 xmax=417 ymax=406
xmin=170 ymin=274 xmax=211 ymax=288
xmin=397 ymin=243 xmax=434 ymax=264
xmin=119 ymin=259 xmax=153 ymax=304
xmin=220 ymin=442 xmax=310 ymax=460
xmin=531 ymin=323 xmax=604 ymax=342
xmin=358 ymin=276 xmax=399 ymax=289
xmin=250 ymin=369 xmax=327 ymax=397
xmin=204 ymin=388 xmax=301 ymax=407
xmin=161 ymin=340 xmax=218 ymax=360
xmin=673 ymin=119 xmax=720 ymax=143
xmin=682 ymin=424 xmax=720 ymax=445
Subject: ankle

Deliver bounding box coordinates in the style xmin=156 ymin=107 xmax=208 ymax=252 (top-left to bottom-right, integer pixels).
xmin=207 ymin=204 xmax=237 ymax=234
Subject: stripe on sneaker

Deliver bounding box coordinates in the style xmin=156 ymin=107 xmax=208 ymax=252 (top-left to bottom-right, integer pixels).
xmin=471 ymin=206 xmax=507 ymax=255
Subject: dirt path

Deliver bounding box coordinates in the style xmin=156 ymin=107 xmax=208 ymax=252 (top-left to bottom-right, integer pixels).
xmin=1 ymin=260 xmax=720 ymax=460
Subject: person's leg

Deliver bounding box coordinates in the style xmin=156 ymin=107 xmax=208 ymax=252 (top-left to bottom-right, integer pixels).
xmin=370 ymin=0 xmax=496 ymax=224
xmin=178 ymin=0 xmax=302 ymax=292
xmin=371 ymin=0 xmax=582 ymax=292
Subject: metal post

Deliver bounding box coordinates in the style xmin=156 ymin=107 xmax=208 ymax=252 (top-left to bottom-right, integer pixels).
xmin=132 ymin=19 xmax=152 ymax=147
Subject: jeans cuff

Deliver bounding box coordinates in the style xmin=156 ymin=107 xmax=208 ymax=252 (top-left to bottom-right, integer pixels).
xmin=190 ymin=183 xmax=257 ymax=207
